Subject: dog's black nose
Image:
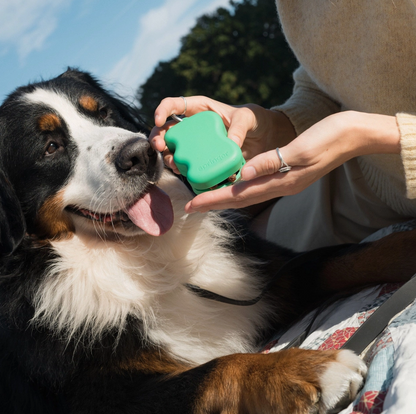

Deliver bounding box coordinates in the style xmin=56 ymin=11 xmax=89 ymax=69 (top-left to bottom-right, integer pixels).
xmin=116 ymin=138 xmax=157 ymax=176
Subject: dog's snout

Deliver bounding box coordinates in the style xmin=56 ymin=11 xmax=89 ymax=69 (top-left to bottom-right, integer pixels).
xmin=116 ymin=138 xmax=156 ymax=176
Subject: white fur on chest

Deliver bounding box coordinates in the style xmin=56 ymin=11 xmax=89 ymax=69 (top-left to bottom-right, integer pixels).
xmin=32 ymin=209 xmax=269 ymax=365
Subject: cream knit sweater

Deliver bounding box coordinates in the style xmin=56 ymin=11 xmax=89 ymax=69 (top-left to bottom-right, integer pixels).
xmin=273 ymin=0 xmax=416 ymax=217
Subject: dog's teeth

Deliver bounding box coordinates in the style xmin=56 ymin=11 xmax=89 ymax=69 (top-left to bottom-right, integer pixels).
xmin=74 ymin=206 xmax=131 ymax=224
xmin=102 ymin=213 xmax=116 ymax=223
xmin=78 ymin=208 xmax=116 ymax=222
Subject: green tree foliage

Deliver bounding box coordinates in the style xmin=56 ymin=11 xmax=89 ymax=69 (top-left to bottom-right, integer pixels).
xmin=137 ymin=0 xmax=298 ymax=122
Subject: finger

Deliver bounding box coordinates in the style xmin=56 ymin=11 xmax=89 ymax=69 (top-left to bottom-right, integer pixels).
xmin=241 ymin=147 xmax=289 ymax=181
xmin=154 ymin=96 xmax=239 ymax=129
xmin=226 ymin=107 xmax=256 ymax=147
xmin=149 ymin=123 xmax=180 ymax=172
xmin=163 ymin=152 xmax=180 ymax=174
xmin=154 ymin=97 xmax=188 ymax=127
xmin=149 ymin=119 xmax=179 ymax=152
xmin=185 ymin=185 xmax=235 ymax=213
xmin=149 ymin=126 xmax=167 ymax=152
xmin=185 ymin=175 xmax=285 ymax=212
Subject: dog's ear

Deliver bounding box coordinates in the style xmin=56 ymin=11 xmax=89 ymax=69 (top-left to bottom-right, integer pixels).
xmin=58 ymin=67 xmax=100 ymax=86
xmin=0 ymin=169 xmax=26 ymax=256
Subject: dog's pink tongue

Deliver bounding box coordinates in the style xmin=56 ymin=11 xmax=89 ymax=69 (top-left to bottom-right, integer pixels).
xmin=127 ymin=186 xmax=174 ymax=236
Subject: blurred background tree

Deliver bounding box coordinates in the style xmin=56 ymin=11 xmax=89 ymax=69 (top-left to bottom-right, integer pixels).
xmin=136 ymin=0 xmax=298 ymax=123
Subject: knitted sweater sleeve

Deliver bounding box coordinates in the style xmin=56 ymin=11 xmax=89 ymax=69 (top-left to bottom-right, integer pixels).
xmin=271 ymin=66 xmax=340 ymax=135
xmin=274 ymin=67 xmax=416 ymax=200
xmin=397 ymin=113 xmax=416 ymax=199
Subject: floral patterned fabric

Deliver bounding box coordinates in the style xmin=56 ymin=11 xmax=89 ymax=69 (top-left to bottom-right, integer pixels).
xmin=261 ymin=220 xmax=416 ymax=414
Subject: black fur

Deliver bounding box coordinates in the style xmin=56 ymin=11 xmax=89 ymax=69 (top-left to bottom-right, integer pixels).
xmin=0 ymin=69 xmax=413 ymax=414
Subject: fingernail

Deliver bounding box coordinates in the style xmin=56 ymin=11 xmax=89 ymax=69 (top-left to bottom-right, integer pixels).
xmin=185 ymin=203 xmax=197 ymax=214
xmin=187 ymin=204 xmax=207 ymax=214
xmin=154 ymin=114 xmax=163 ymax=126
xmin=242 ymin=166 xmax=256 ymax=181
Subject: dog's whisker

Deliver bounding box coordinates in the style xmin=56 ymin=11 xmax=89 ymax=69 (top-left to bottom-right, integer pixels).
xmin=88 ymin=185 xmax=115 ymax=241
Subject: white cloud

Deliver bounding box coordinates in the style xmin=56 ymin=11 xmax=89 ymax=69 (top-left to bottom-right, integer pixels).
xmin=105 ymin=0 xmax=232 ymax=99
xmin=0 ymin=0 xmax=71 ymax=60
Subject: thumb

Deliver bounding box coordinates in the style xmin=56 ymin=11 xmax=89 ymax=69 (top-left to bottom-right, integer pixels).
xmin=226 ymin=107 xmax=256 ymax=147
xmin=241 ymin=148 xmax=287 ymax=181
xmin=227 ymin=124 xmax=246 ymax=147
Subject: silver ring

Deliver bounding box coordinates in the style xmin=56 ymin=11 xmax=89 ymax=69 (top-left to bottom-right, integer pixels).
xmin=180 ymin=96 xmax=187 ymax=115
xmin=276 ymin=147 xmax=292 ymax=173
xmin=171 ymin=114 xmax=183 ymax=123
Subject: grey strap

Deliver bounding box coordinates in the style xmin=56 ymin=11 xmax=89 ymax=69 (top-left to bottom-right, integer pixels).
xmin=341 ymin=275 xmax=416 ymax=354
xmin=284 ymin=275 xmax=416 ymax=354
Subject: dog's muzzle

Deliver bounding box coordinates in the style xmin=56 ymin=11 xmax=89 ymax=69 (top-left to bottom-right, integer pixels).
xmin=115 ymin=138 xmax=159 ymax=177
xmin=111 ymin=137 xmax=173 ymax=236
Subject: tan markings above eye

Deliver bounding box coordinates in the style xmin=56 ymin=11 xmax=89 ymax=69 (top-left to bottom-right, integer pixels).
xmin=79 ymin=95 xmax=99 ymax=112
xmin=38 ymin=114 xmax=61 ymax=132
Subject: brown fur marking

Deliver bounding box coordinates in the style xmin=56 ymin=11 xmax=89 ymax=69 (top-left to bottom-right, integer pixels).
xmin=118 ymin=348 xmax=189 ymax=376
xmin=35 ymin=190 xmax=74 ymax=240
xmin=38 ymin=113 xmax=61 ymax=132
xmin=194 ymin=349 xmax=339 ymax=414
xmin=79 ymin=95 xmax=99 ymax=112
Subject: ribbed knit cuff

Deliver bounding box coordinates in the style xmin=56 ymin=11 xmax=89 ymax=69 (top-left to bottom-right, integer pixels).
xmin=397 ymin=112 xmax=416 ymax=199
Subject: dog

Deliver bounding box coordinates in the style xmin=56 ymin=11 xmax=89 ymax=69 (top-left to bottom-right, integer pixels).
xmin=0 ymin=68 xmax=415 ymax=414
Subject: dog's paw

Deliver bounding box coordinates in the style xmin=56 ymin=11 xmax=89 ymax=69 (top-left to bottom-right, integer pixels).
xmin=195 ymin=349 xmax=366 ymax=414
xmin=318 ymin=349 xmax=367 ymax=413
xmin=264 ymin=348 xmax=366 ymax=414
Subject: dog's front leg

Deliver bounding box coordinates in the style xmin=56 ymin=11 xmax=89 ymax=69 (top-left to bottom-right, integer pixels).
xmin=89 ymin=348 xmax=364 ymax=414
xmin=68 ymin=348 xmax=365 ymax=414
xmin=189 ymin=349 xmax=365 ymax=414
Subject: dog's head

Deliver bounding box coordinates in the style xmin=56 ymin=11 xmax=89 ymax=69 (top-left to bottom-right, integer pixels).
xmin=0 ymin=68 xmax=175 ymax=254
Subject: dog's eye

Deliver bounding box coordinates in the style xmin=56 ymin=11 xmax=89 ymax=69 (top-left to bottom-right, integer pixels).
xmin=99 ymin=108 xmax=108 ymax=119
xmin=45 ymin=142 xmax=59 ymax=155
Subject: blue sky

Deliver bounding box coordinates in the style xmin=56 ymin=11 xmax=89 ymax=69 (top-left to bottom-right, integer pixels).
xmin=0 ymin=0 xmax=233 ymax=105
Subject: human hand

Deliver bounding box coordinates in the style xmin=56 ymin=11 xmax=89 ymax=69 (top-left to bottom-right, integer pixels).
xmin=182 ymin=111 xmax=400 ymax=212
xmin=149 ymin=96 xmax=289 ymax=174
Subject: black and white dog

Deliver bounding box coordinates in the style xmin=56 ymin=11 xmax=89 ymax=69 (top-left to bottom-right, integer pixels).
xmin=0 ymin=69 xmax=414 ymax=414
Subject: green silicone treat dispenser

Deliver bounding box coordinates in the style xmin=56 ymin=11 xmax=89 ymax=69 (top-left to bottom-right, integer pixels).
xmin=164 ymin=111 xmax=246 ymax=194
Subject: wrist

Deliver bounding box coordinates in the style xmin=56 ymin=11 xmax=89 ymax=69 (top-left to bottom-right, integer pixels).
xmin=342 ymin=111 xmax=401 ymax=158
xmin=257 ymin=109 xmax=296 ymax=151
